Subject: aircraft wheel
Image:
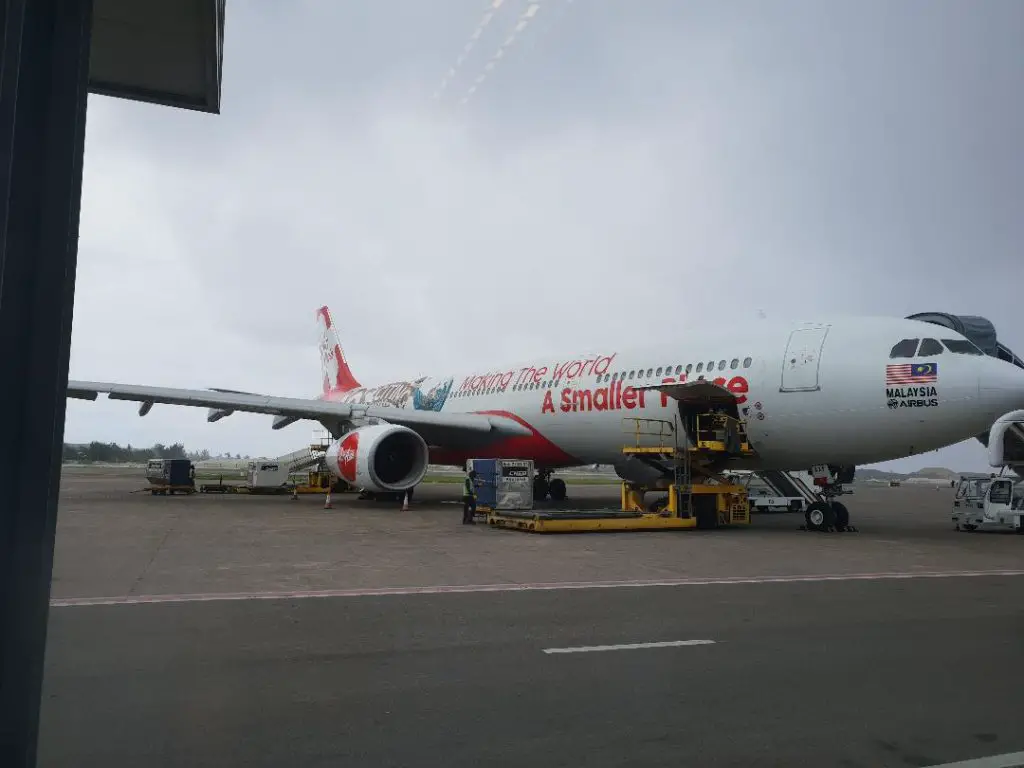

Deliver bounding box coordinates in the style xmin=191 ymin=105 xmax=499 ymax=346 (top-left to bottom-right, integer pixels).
xmin=533 ymin=476 xmax=549 ymax=501
xmin=548 ymin=478 xmax=567 ymax=502
xmin=804 ymin=501 xmax=835 ymax=532
xmin=831 ymin=501 xmax=850 ymax=531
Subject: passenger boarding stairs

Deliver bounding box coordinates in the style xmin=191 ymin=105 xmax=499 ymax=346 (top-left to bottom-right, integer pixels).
xmin=756 ymin=470 xmax=820 ymax=504
xmin=300 ymin=432 xmax=334 ymax=473
xmin=281 ymin=446 xmax=325 ymax=474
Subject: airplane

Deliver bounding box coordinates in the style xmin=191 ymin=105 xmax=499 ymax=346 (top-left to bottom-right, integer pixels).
xmin=66 ymin=305 xmax=1024 ymax=532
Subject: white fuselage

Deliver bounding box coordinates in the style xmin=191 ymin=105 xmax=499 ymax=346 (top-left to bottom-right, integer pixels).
xmin=324 ymin=317 xmax=1024 ymax=472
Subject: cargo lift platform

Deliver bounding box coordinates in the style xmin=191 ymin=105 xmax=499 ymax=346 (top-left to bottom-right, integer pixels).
xmin=617 ymin=412 xmax=752 ymax=529
xmin=487 ymin=387 xmax=753 ymax=533
xmin=487 ymin=508 xmax=685 ymax=533
xmin=486 ymin=480 xmax=750 ymax=534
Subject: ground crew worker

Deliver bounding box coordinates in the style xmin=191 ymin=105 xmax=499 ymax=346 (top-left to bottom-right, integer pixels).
xmin=462 ymin=470 xmax=480 ymax=524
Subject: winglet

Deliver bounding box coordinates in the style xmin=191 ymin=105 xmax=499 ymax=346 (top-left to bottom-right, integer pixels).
xmin=315 ymin=305 xmax=361 ymax=394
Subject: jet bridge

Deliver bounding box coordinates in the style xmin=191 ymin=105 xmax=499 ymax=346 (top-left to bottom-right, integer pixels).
xmin=906 ymin=312 xmax=1024 ymax=470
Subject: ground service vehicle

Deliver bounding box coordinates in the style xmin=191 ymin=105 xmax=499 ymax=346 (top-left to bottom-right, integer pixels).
xmin=952 ymin=474 xmax=1023 ymax=533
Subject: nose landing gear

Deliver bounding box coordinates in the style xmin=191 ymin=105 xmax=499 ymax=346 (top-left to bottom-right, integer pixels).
xmin=803 ymin=499 xmax=857 ymax=533
xmin=801 ymin=465 xmax=857 ymax=532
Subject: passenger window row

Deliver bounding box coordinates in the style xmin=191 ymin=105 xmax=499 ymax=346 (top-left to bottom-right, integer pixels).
xmin=454 ymin=356 xmax=755 ymax=397
xmin=889 ymin=337 xmax=984 ymax=359
xmin=600 ymin=356 xmax=753 ymax=386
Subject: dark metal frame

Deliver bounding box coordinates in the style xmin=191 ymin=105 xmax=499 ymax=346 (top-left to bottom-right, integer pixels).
xmin=0 ymin=1 xmax=93 ymax=764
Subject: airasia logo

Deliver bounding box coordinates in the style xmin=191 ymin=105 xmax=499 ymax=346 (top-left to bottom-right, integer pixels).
xmin=336 ymin=431 xmax=359 ymax=482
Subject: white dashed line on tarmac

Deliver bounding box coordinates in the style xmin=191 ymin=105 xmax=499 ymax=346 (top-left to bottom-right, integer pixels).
xmin=543 ymin=639 xmax=716 ymax=654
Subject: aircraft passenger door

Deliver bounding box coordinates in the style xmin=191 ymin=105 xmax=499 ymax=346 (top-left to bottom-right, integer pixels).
xmin=780 ymin=326 xmax=830 ymax=393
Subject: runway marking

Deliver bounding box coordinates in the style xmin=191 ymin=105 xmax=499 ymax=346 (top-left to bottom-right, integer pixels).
xmin=48 ymin=568 xmax=1024 ymax=608
xmin=925 ymin=751 xmax=1024 ymax=767
xmin=543 ymin=639 xmax=716 ymax=654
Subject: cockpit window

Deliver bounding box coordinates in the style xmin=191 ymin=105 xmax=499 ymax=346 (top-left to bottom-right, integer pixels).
xmin=942 ymin=338 xmax=984 ymax=355
xmin=889 ymin=339 xmax=919 ymax=358
xmin=918 ymin=338 xmax=944 ymax=357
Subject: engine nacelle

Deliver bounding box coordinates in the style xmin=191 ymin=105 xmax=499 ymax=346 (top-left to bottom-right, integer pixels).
xmin=324 ymin=424 xmax=429 ymax=493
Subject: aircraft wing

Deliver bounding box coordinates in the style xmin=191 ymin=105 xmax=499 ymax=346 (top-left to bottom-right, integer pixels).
xmin=65 ymin=380 xmax=532 ymax=444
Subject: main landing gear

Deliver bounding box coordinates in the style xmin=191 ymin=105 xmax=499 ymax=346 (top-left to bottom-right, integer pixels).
xmin=533 ymin=469 xmax=567 ymax=503
xmin=801 ymin=492 xmax=858 ymax=533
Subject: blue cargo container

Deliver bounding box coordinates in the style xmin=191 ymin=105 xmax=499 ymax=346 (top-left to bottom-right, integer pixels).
xmin=467 ymin=458 xmax=498 ymax=508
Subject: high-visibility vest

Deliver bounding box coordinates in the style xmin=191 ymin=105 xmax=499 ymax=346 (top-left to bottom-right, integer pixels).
xmin=464 ymin=477 xmax=475 ymax=497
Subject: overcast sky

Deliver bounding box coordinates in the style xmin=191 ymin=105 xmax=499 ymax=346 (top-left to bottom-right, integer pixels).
xmin=66 ymin=0 xmax=1024 ymax=472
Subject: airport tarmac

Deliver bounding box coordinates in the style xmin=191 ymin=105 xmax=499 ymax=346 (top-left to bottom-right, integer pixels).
xmin=39 ymin=466 xmax=1024 ymax=767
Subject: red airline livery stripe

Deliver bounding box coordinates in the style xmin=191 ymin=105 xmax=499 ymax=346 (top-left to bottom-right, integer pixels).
xmin=429 ymin=410 xmax=580 ymax=469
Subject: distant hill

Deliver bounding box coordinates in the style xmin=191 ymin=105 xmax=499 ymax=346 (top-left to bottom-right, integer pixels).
xmin=913 ymin=467 xmax=959 ymax=480
xmin=857 ymin=466 xmax=966 ymax=482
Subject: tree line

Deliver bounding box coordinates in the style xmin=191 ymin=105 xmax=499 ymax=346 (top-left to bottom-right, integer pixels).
xmin=62 ymin=442 xmax=249 ymax=464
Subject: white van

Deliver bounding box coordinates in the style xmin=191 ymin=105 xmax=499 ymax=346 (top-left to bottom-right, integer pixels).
xmin=952 ymin=474 xmax=1023 ymax=533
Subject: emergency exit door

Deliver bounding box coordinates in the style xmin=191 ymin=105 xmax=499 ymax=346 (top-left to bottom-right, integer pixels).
xmin=780 ymin=326 xmax=829 ymax=392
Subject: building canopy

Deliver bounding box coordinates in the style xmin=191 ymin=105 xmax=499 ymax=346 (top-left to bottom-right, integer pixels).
xmin=88 ymin=0 xmax=225 ymax=114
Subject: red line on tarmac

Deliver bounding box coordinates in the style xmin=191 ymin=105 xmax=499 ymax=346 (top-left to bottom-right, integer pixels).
xmin=49 ymin=569 xmax=1024 ymax=608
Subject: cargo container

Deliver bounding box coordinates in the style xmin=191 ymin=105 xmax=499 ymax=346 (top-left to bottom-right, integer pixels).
xmin=466 ymin=458 xmax=534 ymax=511
xmin=145 ymin=458 xmax=194 ymax=493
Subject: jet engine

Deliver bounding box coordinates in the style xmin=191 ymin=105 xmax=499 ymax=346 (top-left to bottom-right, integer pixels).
xmin=324 ymin=424 xmax=429 ymax=493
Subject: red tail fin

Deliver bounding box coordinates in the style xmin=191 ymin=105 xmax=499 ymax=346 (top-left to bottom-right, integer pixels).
xmin=315 ymin=305 xmax=361 ymax=394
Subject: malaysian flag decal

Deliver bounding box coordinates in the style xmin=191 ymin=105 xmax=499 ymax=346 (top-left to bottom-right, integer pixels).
xmin=886 ymin=362 xmax=938 ymax=385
